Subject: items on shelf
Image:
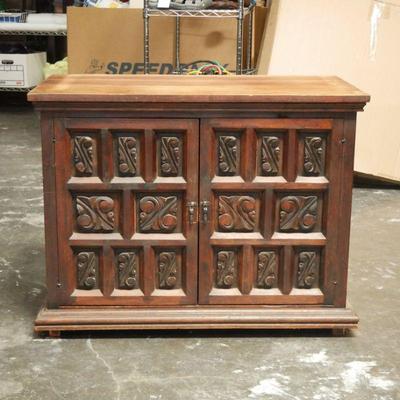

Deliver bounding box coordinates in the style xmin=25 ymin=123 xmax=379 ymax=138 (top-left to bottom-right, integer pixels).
xmin=0 ymin=13 xmax=67 ymax=35
xmin=0 ymin=10 xmax=30 ymax=23
xmin=210 ymin=0 xmax=251 ymax=9
xmin=0 ymin=42 xmax=31 ymax=53
xmin=148 ymin=0 xmax=212 ymax=10
xmin=184 ymin=60 xmax=230 ymax=75
xmin=83 ymin=0 xmax=129 ymax=7
xmin=148 ymin=0 xmax=254 ymax=9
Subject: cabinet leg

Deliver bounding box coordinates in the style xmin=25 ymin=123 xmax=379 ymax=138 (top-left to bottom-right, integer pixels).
xmin=48 ymin=330 xmax=61 ymax=338
xmin=332 ymin=328 xmax=348 ymax=337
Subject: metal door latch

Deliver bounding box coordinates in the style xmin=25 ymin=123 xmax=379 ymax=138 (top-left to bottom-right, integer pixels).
xmin=187 ymin=201 xmax=197 ymax=224
xmin=200 ymin=201 xmax=210 ymax=223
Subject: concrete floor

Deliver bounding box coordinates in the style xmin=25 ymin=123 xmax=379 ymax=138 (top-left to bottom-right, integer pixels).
xmin=0 ymin=108 xmax=399 ymax=400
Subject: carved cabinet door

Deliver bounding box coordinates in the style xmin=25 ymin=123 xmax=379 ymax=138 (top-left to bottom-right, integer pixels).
xmin=52 ymin=118 xmax=199 ymax=306
xmin=198 ymin=118 xmax=344 ymax=306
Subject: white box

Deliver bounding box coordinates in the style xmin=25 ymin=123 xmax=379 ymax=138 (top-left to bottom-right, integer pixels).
xmin=0 ymin=52 xmax=46 ymax=88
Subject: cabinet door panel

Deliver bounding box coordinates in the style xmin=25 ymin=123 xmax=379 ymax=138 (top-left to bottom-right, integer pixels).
xmin=53 ymin=118 xmax=199 ymax=306
xmin=199 ymin=118 xmax=342 ymax=305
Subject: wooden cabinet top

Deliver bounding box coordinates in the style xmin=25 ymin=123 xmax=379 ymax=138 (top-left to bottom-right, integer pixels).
xmin=28 ymin=75 xmax=370 ymax=105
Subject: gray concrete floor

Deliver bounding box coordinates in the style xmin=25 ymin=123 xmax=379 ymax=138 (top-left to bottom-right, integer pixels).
xmin=0 ymin=109 xmax=399 ymax=400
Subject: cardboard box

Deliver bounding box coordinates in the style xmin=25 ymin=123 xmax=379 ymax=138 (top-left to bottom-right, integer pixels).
xmin=68 ymin=8 xmax=174 ymax=74
xmin=67 ymin=7 xmax=268 ymax=74
xmin=0 ymin=52 xmax=46 ymax=88
xmin=258 ymin=0 xmax=400 ymax=183
xmin=179 ymin=18 xmax=237 ymax=69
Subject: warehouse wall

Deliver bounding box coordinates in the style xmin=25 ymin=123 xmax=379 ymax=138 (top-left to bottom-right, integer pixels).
xmin=258 ymin=0 xmax=400 ymax=183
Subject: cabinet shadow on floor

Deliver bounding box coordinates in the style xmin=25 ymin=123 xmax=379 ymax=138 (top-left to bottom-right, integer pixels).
xmin=35 ymin=328 xmax=355 ymax=340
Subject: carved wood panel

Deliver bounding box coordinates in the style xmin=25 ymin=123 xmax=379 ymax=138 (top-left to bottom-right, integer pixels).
xmin=279 ymin=195 xmax=319 ymax=233
xmin=216 ymin=250 xmax=237 ymax=289
xmin=303 ymin=136 xmax=326 ymax=176
xmin=76 ymin=195 xmax=115 ymax=233
xmin=73 ymin=136 xmax=95 ymax=176
xmin=158 ymin=251 xmax=180 ymax=289
xmin=77 ymin=251 xmax=98 ymax=290
xmin=199 ymin=119 xmax=335 ymax=305
xmin=218 ymin=195 xmax=257 ymax=232
xmin=256 ymin=251 xmax=278 ymax=289
xmin=138 ymin=195 xmax=179 ymax=233
xmin=218 ymin=135 xmax=239 ymax=176
xmin=297 ymin=251 xmax=320 ymax=289
xmin=261 ymin=136 xmax=281 ymax=176
xmin=117 ymin=137 xmax=138 ymax=176
xmin=61 ymin=118 xmax=334 ymax=307
xmin=159 ymin=136 xmax=182 ymax=177
xmin=55 ymin=118 xmax=199 ymax=306
xmin=116 ymin=251 xmax=138 ymax=290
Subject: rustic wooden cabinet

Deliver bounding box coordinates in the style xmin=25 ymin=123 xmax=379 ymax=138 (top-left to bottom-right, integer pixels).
xmin=29 ymin=75 xmax=369 ymax=335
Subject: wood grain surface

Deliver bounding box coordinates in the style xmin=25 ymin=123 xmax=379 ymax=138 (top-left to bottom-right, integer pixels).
xmin=35 ymin=306 xmax=359 ymax=332
xmin=28 ymin=75 xmax=370 ymax=104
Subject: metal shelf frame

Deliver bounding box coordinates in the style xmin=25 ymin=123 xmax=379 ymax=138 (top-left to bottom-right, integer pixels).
xmin=0 ymin=86 xmax=34 ymax=92
xmin=143 ymin=0 xmax=256 ymax=75
xmin=0 ymin=30 xmax=66 ymax=36
xmin=146 ymin=3 xmax=254 ymax=17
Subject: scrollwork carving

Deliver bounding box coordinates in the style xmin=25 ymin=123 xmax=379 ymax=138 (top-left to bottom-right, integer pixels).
xmin=257 ymin=251 xmax=277 ymax=289
xmin=218 ymin=136 xmax=238 ymax=175
xmin=279 ymin=196 xmax=318 ymax=232
xmin=77 ymin=251 xmax=97 ymax=290
xmin=218 ymin=195 xmax=256 ymax=232
xmin=261 ymin=136 xmax=280 ymax=176
xmin=160 ymin=136 xmax=181 ymax=176
xmin=118 ymin=137 xmax=137 ymax=176
xmin=298 ymin=251 xmax=319 ymax=289
xmin=158 ymin=252 xmax=178 ymax=289
xmin=139 ymin=196 xmax=178 ymax=232
xmin=117 ymin=252 xmax=138 ymax=289
xmin=216 ymin=251 xmax=237 ymax=289
xmin=304 ymin=136 xmax=324 ymax=176
xmin=76 ymin=196 xmax=115 ymax=232
xmin=73 ymin=136 xmax=94 ymax=176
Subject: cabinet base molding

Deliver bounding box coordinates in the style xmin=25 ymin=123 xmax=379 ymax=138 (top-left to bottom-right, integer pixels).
xmin=35 ymin=306 xmax=358 ymax=335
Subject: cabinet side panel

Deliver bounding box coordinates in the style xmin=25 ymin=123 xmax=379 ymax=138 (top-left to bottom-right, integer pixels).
xmin=321 ymin=118 xmax=344 ymax=305
xmin=334 ymin=114 xmax=357 ymax=307
xmin=40 ymin=113 xmax=60 ymax=308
